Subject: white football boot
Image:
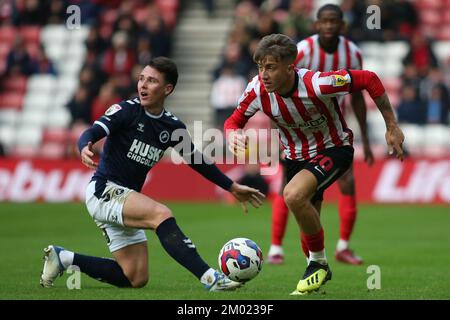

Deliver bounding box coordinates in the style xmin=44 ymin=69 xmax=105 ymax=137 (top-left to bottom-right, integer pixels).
xmin=40 ymin=245 xmax=66 ymax=288
xmin=205 ymin=271 xmax=243 ymax=292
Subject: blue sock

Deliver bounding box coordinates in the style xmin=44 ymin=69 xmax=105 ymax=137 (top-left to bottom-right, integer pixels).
xmin=156 ymin=217 xmax=210 ymax=279
xmin=72 ymin=253 xmax=132 ymax=288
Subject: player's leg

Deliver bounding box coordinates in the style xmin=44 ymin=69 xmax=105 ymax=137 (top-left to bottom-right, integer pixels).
xmin=41 ymin=180 xmax=150 ymax=288
xmin=284 ymin=170 xmax=332 ymax=295
xmin=286 ymin=147 xmax=353 ymax=294
xmin=299 ymin=200 xmax=322 ymax=263
xmin=336 ymin=165 xmax=363 ymax=265
xmin=40 ymin=241 xmax=143 ymax=288
xmin=283 ymin=170 xmax=326 ymax=262
xmin=267 ymin=165 xmax=289 ymax=264
xmin=112 ymin=242 xmax=148 ymax=287
xmin=122 ymin=191 xmax=242 ymax=291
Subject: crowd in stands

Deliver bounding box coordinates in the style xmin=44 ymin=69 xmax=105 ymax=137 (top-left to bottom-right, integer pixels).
xmin=0 ymin=0 xmax=179 ymax=157
xmin=0 ymin=0 xmax=450 ymax=158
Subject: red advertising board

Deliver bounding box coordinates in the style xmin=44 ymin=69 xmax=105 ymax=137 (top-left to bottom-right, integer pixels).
xmin=0 ymin=158 xmax=449 ymax=203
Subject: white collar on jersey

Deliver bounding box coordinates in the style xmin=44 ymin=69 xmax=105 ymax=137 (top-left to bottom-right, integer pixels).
xmin=145 ymin=109 xmax=165 ymax=119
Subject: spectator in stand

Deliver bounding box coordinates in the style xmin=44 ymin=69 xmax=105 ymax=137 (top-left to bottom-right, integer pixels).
xmin=341 ymin=0 xmax=383 ymax=42
xmin=76 ymin=0 xmax=102 ymax=25
xmin=0 ymin=0 xmax=18 ymax=25
xmin=90 ymin=81 xmax=120 ymax=122
xmin=228 ymin=20 xmax=253 ymax=49
xmin=397 ymin=84 xmax=426 ymax=125
xmin=213 ymin=41 xmax=253 ymax=80
xmin=66 ymin=85 xmax=94 ymax=158
xmin=78 ymin=65 xmax=104 ymax=100
xmin=46 ymin=0 xmax=67 ymax=25
xmin=210 ymin=66 xmax=247 ymax=129
xmin=419 ymin=69 xmax=450 ymax=124
xmin=279 ymin=0 xmax=313 ymax=43
xmin=136 ymin=37 xmax=153 ymax=66
xmin=250 ymin=10 xmax=279 ymax=40
xmin=114 ymin=63 xmax=143 ymax=99
xmin=30 ymin=45 xmax=57 ymax=75
xmin=6 ymin=36 xmax=32 ymax=76
xmin=102 ymin=31 xmax=136 ymax=77
xmin=66 ymin=85 xmax=92 ymax=126
xmin=389 ymin=0 xmax=418 ymax=39
xmin=403 ymin=33 xmax=438 ymax=78
xmin=425 ymin=86 xmax=449 ymax=125
xmin=113 ymin=14 xmax=141 ymax=50
xmin=234 ymin=0 xmax=259 ymax=29
xmin=141 ymin=12 xmax=171 ymax=58
xmin=401 ymin=64 xmax=422 ymax=93
xmin=14 ymin=0 xmax=46 ymax=25
xmin=85 ymin=25 xmax=109 ymax=67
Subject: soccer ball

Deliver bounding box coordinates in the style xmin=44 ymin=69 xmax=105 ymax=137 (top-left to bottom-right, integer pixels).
xmin=218 ymin=237 xmax=263 ymax=282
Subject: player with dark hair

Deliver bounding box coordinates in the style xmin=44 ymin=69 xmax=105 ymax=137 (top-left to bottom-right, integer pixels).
xmin=267 ymin=3 xmax=374 ymax=266
xmin=225 ymin=34 xmax=404 ymax=294
xmin=40 ymin=57 xmax=265 ymax=291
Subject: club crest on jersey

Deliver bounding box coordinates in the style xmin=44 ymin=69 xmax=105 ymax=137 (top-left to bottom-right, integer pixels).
xmin=332 ymin=75 xmax=348 ymax=87
xmin=306 ymin=107 xmax=320 ymax=117
xmin=105 ymin=104 xmax=122 ymax=116
xmin=159 ymin=131 xmax=170 ymax=143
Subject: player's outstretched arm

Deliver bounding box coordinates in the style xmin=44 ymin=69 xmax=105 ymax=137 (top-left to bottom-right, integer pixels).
xmin=346 ymin=70 xmax=405 ymax=161
xmin=373 ymin=93 xmax=405 ymax=161
xmin=229 ymin=182 xmax=265 ymax=213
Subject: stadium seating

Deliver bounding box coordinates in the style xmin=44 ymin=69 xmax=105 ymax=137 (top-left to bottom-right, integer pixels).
xmin=0 ymin=23 xmax=87 ymax=157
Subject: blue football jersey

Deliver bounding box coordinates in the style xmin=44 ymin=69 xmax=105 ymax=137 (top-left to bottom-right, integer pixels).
xmin=91 ymin=97 xmax=189 ymax=192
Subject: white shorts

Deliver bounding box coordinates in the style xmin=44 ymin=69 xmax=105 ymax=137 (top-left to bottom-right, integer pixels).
xmin=85 ymin=180 xmax=147 ymax=253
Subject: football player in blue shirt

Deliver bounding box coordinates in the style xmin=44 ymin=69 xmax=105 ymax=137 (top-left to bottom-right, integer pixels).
xmin=40 ymin=57 xmax=265 ymax=291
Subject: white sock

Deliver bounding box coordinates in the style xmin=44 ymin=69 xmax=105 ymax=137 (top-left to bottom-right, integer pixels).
xmin=200 ymin=268 xmax=217 ymax=286
xmin=58 ymin=250 xmax=74 ymax=269
xmin=309 ymin=249 xmax=327 ymax=265
xmin=268 ymin=244 xmax=283 ymax=256
xmin=336 ymin=239 xmax=349 ymax=252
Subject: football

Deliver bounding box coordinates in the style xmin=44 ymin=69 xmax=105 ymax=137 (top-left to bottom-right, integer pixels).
xmin=218 ymin=237 xmax=263 ymax=282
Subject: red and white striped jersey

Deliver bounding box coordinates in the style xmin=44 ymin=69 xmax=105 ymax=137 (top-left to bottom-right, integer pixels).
xmin=295 ymin=34 xmax=363 ymax=110
xmin=295 ymin=34 xmax=363 ymax=72
xmin=233 ymin=69 xmax=354 ymax=161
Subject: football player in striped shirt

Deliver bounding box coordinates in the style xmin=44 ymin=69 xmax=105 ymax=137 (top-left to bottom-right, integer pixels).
xmin=225 ymin=34 xmax=404 ymax=295
xmin=268 ymin=4 xmax=374 ymax=266
xmin=40 ymin=57 xmax=265 ymax=291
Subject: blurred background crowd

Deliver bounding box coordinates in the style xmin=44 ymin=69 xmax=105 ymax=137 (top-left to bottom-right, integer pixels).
xmin=0 ymin=0 xmax=449 ymax=160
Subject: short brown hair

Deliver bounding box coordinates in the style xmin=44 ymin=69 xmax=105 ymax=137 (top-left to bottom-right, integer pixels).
xmin=253 ymin=34 xmax=297 ymax=64
xmin=147 ymin=57 xmax=178 ymax=88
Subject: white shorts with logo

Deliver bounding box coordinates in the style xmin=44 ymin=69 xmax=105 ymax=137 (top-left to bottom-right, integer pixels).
xmin=85 ymin=180 xmax=147 ymax=252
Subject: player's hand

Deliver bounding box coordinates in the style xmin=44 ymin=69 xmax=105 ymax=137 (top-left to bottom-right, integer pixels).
xmin=229 ymin=182 xmax=265 ymax=213
xmin=385 ymin=125 xmax=405 ymax=161
xmin=362 ymin=137 xmax=374 ymax=166
xmin=228 ymin=130 xmax=248 ymax=156
xmin=81 ymin=142 xmax=98 ymax=169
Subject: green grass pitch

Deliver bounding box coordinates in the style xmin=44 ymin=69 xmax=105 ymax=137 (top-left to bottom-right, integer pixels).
xmin=0 ymin=202 xmax=449 ymax=300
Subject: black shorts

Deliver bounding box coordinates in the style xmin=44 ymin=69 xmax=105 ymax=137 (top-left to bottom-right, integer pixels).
xmin=284 ymin=146 xmax=354 ymax=202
